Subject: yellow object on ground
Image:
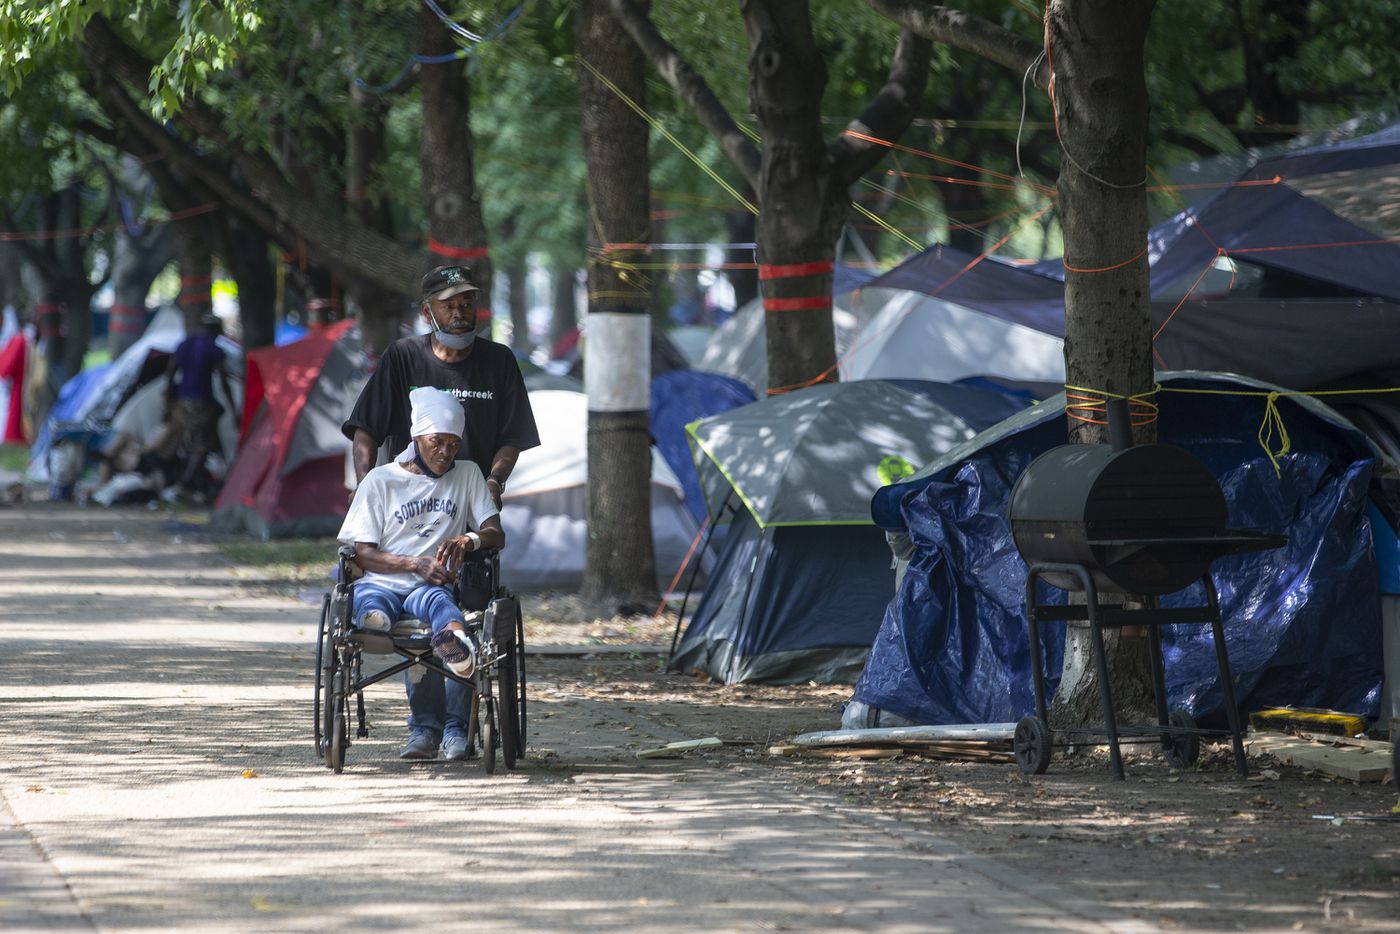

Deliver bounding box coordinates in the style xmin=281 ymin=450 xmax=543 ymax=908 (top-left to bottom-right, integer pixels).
xmin=1248 ymin=706 xmax=1366 ymax=737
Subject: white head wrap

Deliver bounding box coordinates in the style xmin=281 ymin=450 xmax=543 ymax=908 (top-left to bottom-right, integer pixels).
xmin=409 ymin=386 xmax=465 ymax=438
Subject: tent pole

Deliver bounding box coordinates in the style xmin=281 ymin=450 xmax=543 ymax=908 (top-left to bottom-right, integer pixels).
xmin=667 ymin=491 xmax=733 ymax=670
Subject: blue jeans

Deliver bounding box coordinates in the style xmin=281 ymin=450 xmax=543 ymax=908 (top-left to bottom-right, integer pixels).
xmin=352 ymin=582 xmax=470 ymax=741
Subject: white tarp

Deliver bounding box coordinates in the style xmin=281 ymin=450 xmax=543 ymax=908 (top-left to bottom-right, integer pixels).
xmin=841 ymin=288 xmax=1066 ymax=385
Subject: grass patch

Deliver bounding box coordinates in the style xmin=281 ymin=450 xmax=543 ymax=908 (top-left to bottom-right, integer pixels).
xmin=0 ymin=444 xmax=29 ymax=473
xmin=219 ymin=537 xmax=337 ymax=590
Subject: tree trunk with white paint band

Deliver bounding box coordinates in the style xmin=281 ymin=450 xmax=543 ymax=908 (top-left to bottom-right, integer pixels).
xmin=577 ymin=0 xmax=659 ymax=605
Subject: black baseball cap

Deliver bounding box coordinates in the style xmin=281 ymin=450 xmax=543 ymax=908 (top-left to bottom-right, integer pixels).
xmin=420 ymin=265 xmax=479 ymax=301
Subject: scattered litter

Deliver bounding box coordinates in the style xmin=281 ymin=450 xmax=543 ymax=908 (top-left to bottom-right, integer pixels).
xmin=240 ymin=769 xmax=258 ymax=779
xmin=636 ymin=737 xmax=722 ymax=759
xmin=1311 ymin=814 xmax=1400 ymax=823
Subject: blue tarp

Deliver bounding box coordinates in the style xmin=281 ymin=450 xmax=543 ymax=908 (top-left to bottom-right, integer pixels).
xmin=27 ymin=364 xmax=113 ymax=465
xmin=651 ymin=370 xmax=755 ymax=523
xmin=855 ymin=376 xmax=1385 ymax=727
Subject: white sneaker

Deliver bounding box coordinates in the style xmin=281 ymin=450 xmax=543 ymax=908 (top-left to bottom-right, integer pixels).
xmin=359 ymin=609 xmax=392 ymax=632
xmin=432 ymin=629 xmax=478 ymax=677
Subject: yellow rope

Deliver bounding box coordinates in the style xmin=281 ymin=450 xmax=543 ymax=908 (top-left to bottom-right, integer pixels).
xmin=577 ymin=56 xmax=758 ymax=216
xmin=1065 ymin=383 xmax=1400 ymax=478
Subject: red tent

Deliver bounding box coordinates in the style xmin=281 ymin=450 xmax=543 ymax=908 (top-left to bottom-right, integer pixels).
xmin=0 ymin=333 xmax=28 ymax=444
xmin=212 ymin=320 xmax=366 ymax=538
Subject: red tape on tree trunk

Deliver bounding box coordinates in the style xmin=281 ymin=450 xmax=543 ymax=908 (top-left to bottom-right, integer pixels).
xmin=757 ymin=260 xmax=834 ymax=280
xmin=429 ymin=239 xmax=489 ymax=260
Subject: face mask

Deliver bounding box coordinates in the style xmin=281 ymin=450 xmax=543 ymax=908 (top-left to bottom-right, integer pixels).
xmin=429 ymin=310 xmax=476 ymax=350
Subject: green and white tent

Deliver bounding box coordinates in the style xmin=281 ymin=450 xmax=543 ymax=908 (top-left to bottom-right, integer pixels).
xmin=674 ymin=380 xmax=989 ymax=684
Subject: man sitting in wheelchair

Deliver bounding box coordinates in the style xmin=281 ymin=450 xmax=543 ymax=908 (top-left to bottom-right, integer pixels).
xmin=337 ymin=386 xmax=503 ymax=707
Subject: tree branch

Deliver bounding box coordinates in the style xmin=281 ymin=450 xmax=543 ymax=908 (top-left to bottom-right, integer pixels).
xmin=829 ymin=29 xmax=931 ymax=186
xmin=605 ymin=0 xmax=761 ymax=187
xmin=80 ymin=16 xmax=423 ymax=296
xmin=864 ymin=0 xmax=1048 ymax=88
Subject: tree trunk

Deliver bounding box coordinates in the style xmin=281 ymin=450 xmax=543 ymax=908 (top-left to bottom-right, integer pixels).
xmin=504 ymin=261 xmax=531 ymax=354
xmin=550 ymin=266 xmax=578 ymax=351
xmin=173 ymin=214 xmax=216 ymax=335
xmin=1046 ymin=0 xmax=1159 ymax=729
xmin=342 ymin=81 xmax=401 ymax=356
xmin=217 ymin=216 xmax=277 ymax=350
xmin=106 ymin=220 xmax=172 ymax=357
xmin=577 ymin=0 xmax=658 ymax=607
xmin=0 ymin=243 xmax=25 ymax=311
xmin=418 ymin=1 xmax=493 ymax=331
xmin=741 ymin=0 xmax=846 ymax=394
xmin=18 ymin=188 xmax=99 ymax=384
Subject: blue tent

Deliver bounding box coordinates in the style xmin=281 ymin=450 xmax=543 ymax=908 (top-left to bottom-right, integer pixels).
xmin=1147 ymin=121 xmax=1400 ymax=303
xmin=855 ymin=372 xmax=1387 ymax=728
xmin=650 ymin=371 xmax=755 ymax=523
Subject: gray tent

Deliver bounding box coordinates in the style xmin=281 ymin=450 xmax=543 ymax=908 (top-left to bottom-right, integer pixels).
xmin=673 ymin=380 xmax=1000 ymax=684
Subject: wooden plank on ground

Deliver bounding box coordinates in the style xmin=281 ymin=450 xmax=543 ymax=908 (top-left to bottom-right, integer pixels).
xmin=527 ymin=644 xmax=669 ymax=657
xmin=1296 ymin=731 xmax=1394 ymax=753
xmin=800 ymin=747 xmax=904 ymax=760
xmin=793 ymin=723 xmax=1017 ymax=747
xmin=1246 ymin=731 xmax=1391 ymax=782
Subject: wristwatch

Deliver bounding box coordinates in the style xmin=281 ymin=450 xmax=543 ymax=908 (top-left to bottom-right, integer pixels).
xmin=487 ymin=475 xmax=506 ymax=492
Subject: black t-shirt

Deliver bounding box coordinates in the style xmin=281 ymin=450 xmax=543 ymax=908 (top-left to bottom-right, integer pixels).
xmin=342 ymin=335 xmax=540 ymax=478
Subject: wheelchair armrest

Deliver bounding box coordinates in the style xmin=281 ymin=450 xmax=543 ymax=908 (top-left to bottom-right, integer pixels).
xmin=335 ymin=545 xmax=364 ymax=585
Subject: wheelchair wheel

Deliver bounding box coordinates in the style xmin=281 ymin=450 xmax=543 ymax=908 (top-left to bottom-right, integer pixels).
xmin=330 ymin=707 xmax=347 ymax=774
xmin=496 ymin=662 xmax=518 ymax=770
xmin=514 ymin=601 xmax=527 ymax=756
xmin=325 ymin=648 xmax=350 ymax=772
xmin=482 ymin=695 xmax=497 ymax=775
xmin=313 ymin=594 xmax=330 ymax=755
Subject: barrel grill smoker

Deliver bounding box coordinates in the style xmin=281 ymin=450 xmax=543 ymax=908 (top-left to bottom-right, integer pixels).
xmin=1008 ymin=399 xmax=1286 ymax=780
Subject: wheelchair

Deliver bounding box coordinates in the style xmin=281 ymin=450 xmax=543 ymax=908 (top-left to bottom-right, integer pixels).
xmin=313 ymin=545 xmax=527 ymax=775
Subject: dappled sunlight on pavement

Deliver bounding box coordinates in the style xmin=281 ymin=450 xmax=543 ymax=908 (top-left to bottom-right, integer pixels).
xmin=0 ymin=506 xmax=1162 ymax=932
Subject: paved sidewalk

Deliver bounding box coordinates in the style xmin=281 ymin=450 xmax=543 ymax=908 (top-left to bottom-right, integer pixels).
xmin=0 ymin=506 xmax=1158 ymax=932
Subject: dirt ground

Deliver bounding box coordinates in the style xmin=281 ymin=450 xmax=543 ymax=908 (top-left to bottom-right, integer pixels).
xmin=7 ymin=500 xmax=1400 ymax=931
xmin=542 ymin=655 xmax=1399 ymax=932
xmin=209 ymin=509 xmax=1400 ymax=931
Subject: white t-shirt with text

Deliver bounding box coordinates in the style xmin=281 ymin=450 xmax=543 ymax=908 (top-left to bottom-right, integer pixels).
xmin=337 ymin=459 xmax=498 ymax=594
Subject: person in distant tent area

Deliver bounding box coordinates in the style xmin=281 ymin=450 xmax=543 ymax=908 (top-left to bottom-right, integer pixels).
xmin=154 ymin=312 xmax=234 ymax=502
xmin=342 ymin=264 xmax=540 ymax=761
